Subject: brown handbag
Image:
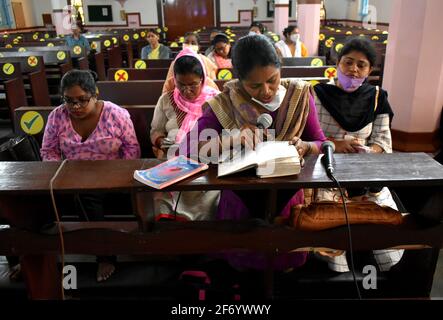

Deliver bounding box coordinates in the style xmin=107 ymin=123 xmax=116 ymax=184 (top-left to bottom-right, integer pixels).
xmin=291 ymin=201 xmax=404 ymax=231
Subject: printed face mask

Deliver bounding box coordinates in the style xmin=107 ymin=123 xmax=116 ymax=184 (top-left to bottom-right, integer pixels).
xmin=182 ymin=43 xmax=199 ymax=53
xmin=337 ymin=67 xmax=367 ymax=92
xmin=251 ymin=86 xmax=287 ymax=112
xmin=290 ymin=34 xmax=300 ymax=42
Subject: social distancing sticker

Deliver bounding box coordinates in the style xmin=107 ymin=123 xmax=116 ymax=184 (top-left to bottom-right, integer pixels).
xmin=114 ymin=69 xmax=129 ymax=82
xmin=2 ymin=63 xmax=15 ymax=75
xmin=217 ymin=69 xmax=233 ymax=80
xmin=20 ymin=111 xmax=44 ymax=135
xmin=134 ymin=60 xmax=147 ymax=69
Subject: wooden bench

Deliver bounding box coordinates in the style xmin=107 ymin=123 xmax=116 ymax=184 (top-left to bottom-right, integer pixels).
xmin=0 ymin=62 xmax=27 ymax=128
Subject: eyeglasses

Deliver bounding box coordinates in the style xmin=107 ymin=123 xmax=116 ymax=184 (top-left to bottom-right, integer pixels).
xmin=63 ymin=96 xmax=92 ymax=109
xmin=176 ymin=81 xmax=202 ymax=92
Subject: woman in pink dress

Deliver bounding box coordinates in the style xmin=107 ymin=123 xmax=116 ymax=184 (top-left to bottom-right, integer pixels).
xmin=41 ymin=70 xmax=140 ymax=282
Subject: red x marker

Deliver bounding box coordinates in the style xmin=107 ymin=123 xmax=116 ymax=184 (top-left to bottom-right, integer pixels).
xmin=116 ymin=72 xmax=126 ymax=81
xmin=326 ymin=69 xmax=336 ymax=78
xmin=29 ymin=57 xmax=37 ymax=65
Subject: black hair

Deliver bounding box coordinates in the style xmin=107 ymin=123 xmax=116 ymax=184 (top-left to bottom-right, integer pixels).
xmin=184 ymin=31 xmax=200 ymax=44
xmin=147 ymin=28 xmax=160 ymax=37
xmin=211 ymin=33 xmax=229 ymax=46
xmin=250 ymin=22 xmax=265 ymax=34
xmin=282 ymin=25 xmax=297 ymax=38
xmin=173 ymin=55 xmax=204 ymax=79
xmin=60 ymin=69 xmax=98 ymax=96
xmin=232 ymin=34 xmax=280 ymax=80
xmin=338 ymin=37 xmax=377 ymax=67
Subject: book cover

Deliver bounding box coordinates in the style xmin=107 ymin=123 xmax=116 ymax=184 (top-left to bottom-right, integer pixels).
xmin=134 ymin=155 xmax=208 ymax=189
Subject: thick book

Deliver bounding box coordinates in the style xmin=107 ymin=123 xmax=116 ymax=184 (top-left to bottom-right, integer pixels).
xmin=134 ymin=155 xmax=208 ymax=189
xmin=218 ymin=141 xmax=300 ymax=178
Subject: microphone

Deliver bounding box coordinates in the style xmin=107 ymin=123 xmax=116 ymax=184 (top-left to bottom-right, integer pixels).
xmin=321 ymin=141 xmax=335 ymax=176
xmin=256 ymin=113 xmax=273 ymax=129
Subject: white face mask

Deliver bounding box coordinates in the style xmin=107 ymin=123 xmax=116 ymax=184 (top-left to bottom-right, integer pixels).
xmin=290 ymin=34 xmax=300 ymax=42
xmin=182 ymin=43 xmax=199 ymax=53
xmin=248 ymin=31 xmax=257 ymax=36
xmin=251 ymin=86 xmax=287 ymax=112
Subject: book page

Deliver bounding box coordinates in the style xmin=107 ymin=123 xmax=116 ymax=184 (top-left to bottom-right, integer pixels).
xmin=255 ymin=141 xmax=299 ymax=165
xmin=217 ymin=147 xmax=257 ymax=177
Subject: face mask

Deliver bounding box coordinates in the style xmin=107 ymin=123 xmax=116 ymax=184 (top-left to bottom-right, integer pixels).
xmin=182 ymin=43 xmax=199 ymax=53
xmin=251 ymin=86 xmax=287 ymax=112
xmin=248 ymin=31 xmax=257 ymax=36
xmin=290 ymin=34 xmax=300 ymax=42
xmin=337 ymin=68 xmax=366 ymax=92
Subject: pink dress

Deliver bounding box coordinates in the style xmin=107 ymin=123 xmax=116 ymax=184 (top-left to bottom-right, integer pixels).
xmin=41 ymin=101 xmax=140 ymax=161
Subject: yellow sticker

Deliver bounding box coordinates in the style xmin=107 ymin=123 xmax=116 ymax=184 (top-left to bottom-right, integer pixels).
xmin=47 ymin=42 xmax=54 ymax=47
xmin=73 ymin=45 xmax=82 ymax=55
xmin=2 ymin=34 xmax=8 ymax=38
xmin=27 ymin=56 xmax=38 ymax=67
xmin=133 ymin=33 xmax=139 ymax=40
xmin=311 ymin=58 xmax=324 ymax=67
xmin=335 ymin=43 xmax=344 ymax=53
xmin=112 ymin=37 xmax=118 ymax=44
xmin=39 ymin=38 xmax=45 ymax=42
xmin=230 ymin=33 xmax=236 ymax=37
xmin=272 ymin=35 xmax=279 ymax=42
xmin=382 ymin=31 xmax=389 ymax=35
xmin=18 ymin=47 xmax=26 ymax=52
xmin=140 ymin=31 xmax=146 ymax=38
xmin=346 ymin=31 xmax=353 ymax=35
xmin=336 ymin=29 xmax=341 ymax=33
xmin=179 ymin=36 xmax=185 ymax=43
xmin=134 ymin=60 xmax=147 ymax=69
xmin=319 ymin=33 xmax=325 ymax=41
xmin=156 ymin=28 xmax=161 ymax=33
xmin=383 ymin=40 xmax=388 ymax=45
xmin=229 ymin=38 xmax=234 ymax=43
xmin=5 ymin=44 xmax=12 ymax=48
xmin=2 ymin=63 xmax=15 ymax=75
xmin=20 ymin=111 xmax=44 ymax=135
xmin=309 ymin=80 xmax=320 ymax=87
xmin=104 ymin=40 xmax=111 ymax=47
xmin=123 ymin=34 xmax=130 ymax=41
xmin=325 ymin=39 xmax=334 ymax=48
xmin=13 ymin=39 xmax=19 ymax=44
xmin=91 ymin=42 xmax=97 ymax=50
xmin=56 ymin=51 xmax=66 ymax=61
xmin=114 ymin=69 xmax=129 ymax=82
xmin=324 ymin=67 xmax=337 ymax=79
xmin=371 ymin=35 xmax=379 ymax=41
xmin=170 ymin=42 xmax=178 ymax=48
xmin=32 ymin=34 xmax=38 ymax=40
xmin=163 ymin=27 xmax=168 ymax=32
xmin=44 ymin=33 xmax=49 ymax=39
xmin=359 ymin=34 xmax=365 ymax=37
xmin=217 ymin=69 xmax=233 ymax=81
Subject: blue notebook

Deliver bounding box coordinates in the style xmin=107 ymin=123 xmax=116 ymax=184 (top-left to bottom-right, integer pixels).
xmin=133 ymin=156 xmax=208 ymax=189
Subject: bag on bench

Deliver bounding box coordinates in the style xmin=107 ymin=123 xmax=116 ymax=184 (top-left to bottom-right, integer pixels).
xmin=0 ymin=135 xmax=41 ymax=161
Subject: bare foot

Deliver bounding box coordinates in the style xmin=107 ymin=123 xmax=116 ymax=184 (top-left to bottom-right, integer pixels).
xmin=8 ymin=264 xmax=22 ymax=282
xmin=97 ymin=262 xmax=115 ymax=282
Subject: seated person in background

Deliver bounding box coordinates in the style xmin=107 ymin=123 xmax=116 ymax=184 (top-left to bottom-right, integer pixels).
xmin=162 ymin=32 xmax=218 ymax=93
xmin=249 ymin=22 xmax=265 ymax=35
xmin=66 ymin=23 xmax=90 ymax=53
xmin=206 ymin=33 xmax=233 ymax=69
xmin=141 ymin=29 xmax=172 ymax=60
xmin=150 ymin=48 xmax=220 ymax=220
xmin=41 ymin=70 xmax=140 ymax=282
xmin=180 ymin=34 xmax=326 ymax=270
xmin=313 ymin=38 xmax=403 ymax=272
xmin=204 ymin=30 xmax=220 ymax=56
xmin=275 ymin=25 xmax=308 ymax=58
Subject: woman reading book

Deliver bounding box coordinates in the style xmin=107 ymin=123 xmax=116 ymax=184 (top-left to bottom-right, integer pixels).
xmin=41 ymin=70 xmax=141 ymax=282
xmin=180 ymin=34 xmax=326 ymax=270
xmin=313 ymin=38 xmax=403 ymax=273
xmin=149 ymin=47 xmax=220 ymax=221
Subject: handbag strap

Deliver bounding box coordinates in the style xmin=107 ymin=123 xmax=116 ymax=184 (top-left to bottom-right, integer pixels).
xmin=374 ymin=85 xmax=380 ymax=112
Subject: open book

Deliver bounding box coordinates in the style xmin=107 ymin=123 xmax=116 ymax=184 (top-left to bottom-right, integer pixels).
xmin=218 ymin=141 xmax=300 ymax=178
xmin=134 ymin=155 xmax=208 ymax=189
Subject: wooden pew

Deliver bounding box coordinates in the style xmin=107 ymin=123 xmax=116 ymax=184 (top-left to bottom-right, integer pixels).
xmin=0 ymin=62 xmax=27 ymax=127
xmin=107 ymin=68 xmax=169 ymax=81
xmin=0 ymin=56 xmax=50 ymax=106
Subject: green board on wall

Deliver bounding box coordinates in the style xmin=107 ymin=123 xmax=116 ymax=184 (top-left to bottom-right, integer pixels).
xmin=87 ymin=5 xmax=113 ymax=22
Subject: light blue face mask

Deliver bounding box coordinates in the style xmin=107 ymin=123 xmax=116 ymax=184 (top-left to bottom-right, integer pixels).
xmin=251 ymin=86 xmax=287 ymax=112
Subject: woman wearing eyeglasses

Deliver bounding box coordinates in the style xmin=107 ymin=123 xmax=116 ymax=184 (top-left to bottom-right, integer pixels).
xmin=149 ymin=47 xmax=220 ymax=221
xmin=41 ymin=70 xmax=140 ymax=282
xmin=206 ymin=33 xmax=232 ymax=69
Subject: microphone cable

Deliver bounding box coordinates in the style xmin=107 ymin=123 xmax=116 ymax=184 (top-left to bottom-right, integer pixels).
xmin=327 ymin=171 xmax=362 ymax=300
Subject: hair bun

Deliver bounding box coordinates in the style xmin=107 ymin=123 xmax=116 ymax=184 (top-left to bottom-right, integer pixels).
xmin=88 ymin=70 xmax=98 ymax=82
